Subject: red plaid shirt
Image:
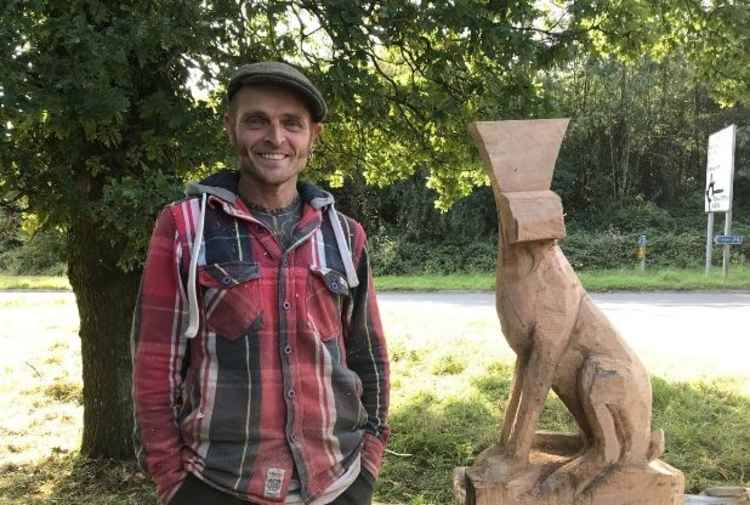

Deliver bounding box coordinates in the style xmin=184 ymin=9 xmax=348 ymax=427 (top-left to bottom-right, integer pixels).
xmin=131 ymin=173 xmax=389 ymax=504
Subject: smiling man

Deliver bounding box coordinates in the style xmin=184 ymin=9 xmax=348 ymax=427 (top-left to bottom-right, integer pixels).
xmin=131 ymin=62 xmax=390 ymax=505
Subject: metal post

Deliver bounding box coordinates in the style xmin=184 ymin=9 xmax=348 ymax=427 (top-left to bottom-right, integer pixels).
xmin=638 ymin=234 xmax=647 ymax=272
xmin=722 ymin=208 xmax=732 ymax=279
xmin=705 ymin=212 xmax=714 ymax=275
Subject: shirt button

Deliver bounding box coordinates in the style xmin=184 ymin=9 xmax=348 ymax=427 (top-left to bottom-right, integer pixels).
xmin=284 ymin=345 xmax=292 ymax=354
xmin=282 ymin=301 xmax=291 ymax=310
xmin=287 ymin=389 xmax=295 ymax=399
xmin=289 ymin=433 xmax=297 ymax=442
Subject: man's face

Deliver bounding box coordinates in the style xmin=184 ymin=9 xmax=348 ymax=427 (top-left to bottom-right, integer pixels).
xmin=224 ymin=85 xmax=322 ymax=192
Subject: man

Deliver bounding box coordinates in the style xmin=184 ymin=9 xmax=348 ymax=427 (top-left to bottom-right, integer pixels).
xmin=131 ymin=61 xmax=390 ymax=505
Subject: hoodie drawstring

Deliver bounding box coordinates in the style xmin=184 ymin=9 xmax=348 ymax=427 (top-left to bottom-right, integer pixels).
xmin=185 ymin=193 xmax=207 ymax=339
xmin=327 ymin=205 xmax=359 ymax=288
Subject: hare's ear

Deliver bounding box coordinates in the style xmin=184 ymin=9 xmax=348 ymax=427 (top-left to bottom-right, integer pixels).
xmin=497 ymin=190 xmax=565 ymax=244
xmin=468 ymin=119 xmax=569 ymax=193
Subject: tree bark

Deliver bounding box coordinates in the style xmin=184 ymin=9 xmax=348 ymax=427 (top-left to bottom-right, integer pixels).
xmin=67 ymin=217 xmax=141 ymax=459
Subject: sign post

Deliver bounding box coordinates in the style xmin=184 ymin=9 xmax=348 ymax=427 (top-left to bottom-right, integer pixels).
xmin=704 ymin=124 xmax=737 ymax=278
xmin=705 ymin=212 xmax=714 ymax=274
xmin=723 ymin=208 xmax=732 ymax=279
xmin=637 ymin=234 xmax=647 ymax=272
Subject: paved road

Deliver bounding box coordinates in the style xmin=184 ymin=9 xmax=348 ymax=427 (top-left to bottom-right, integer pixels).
xmin=378 ymin=291 xmax=750 ymax=391
xmin=3 ymin=290 xmax=748 ymax=391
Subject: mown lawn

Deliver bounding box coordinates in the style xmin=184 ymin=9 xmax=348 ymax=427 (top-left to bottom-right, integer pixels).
xmin=3 ymin=267 xmax=750 ymax=293
xmin=0 ymin=275 xmax=71 ymax=290
xmin=1 ymin=294 xmax=749 ymax=504
xmin=375 ymin=267 xmax=750 ymax=292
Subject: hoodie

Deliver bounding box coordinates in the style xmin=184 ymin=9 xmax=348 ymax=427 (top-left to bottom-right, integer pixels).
xmin=131 ymin=171 xmax=390 ymax=505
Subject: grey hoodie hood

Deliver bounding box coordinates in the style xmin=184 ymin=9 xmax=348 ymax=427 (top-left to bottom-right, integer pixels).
xmin=182 ymin=171 xmax=358 ymax=339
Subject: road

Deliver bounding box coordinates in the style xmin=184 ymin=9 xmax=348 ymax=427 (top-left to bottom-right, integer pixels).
xmin=2 ymin=290 xmax=749 ymax=391
xmin=378 ymin=291 xmax=750 ymax=392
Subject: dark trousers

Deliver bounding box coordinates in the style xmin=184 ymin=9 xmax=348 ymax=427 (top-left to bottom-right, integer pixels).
xmin=169 ymin=471 xmax=374 ymax=505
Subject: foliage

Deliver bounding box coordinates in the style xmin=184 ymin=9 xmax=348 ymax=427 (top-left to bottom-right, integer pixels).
xmin=0 ymin=0 xmax=229 ymax=269
xmin=550 ymin=52 xmax=750 ymax=214
xmin=569 ymin=0 xmax=750 ymax=106
xmin=370 ymin=235 xmax=498 ymax=276
xmin=368 ymin=225 xmax=749 ymax=276
xmin=0 ymin=208 xmax=66 ymax=275
xmin=0 ymin=207 xmax=22 ymax=252
xmin=0 ymin=228 xmax=66 ymax=275
xmin=2 ymin=0 xmax=749 ymax=269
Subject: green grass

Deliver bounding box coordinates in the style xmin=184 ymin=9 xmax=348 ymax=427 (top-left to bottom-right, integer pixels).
xmin=579 ymin=267 xmax=750 ymax=291
xmin=376 ymin=273 xmax=497 ymax=291
xmin=1 ymin=289 xmax=750 ymax=504
xmin=376 ymin=267 xmax=750 ymax=292
xmin=0 ymin=275 xmax=71 ymax=290
xmin=3 ymin=267 xmax=750 ymax=293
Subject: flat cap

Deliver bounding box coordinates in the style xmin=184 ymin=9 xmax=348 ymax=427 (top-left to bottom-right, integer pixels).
xmin=228 ymin=61 xmax=327 ymax=122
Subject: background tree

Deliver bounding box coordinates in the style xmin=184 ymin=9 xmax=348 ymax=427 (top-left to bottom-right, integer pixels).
xmin=0 ymin=0 xmax=235 ymax=458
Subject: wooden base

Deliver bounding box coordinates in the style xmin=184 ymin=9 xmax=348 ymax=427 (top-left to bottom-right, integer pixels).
xmin=454 ymin=436 xmax=684 ymax=505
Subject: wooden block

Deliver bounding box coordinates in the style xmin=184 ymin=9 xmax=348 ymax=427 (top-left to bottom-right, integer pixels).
xmin=469 ymin=119 xmax=569 ymax=193
xmin=582 ymin=460 xmax=685 ymax=505
xmin=459 ymin=450 xmax=684 ymax=505
xmin=497 ymin=191 xmax=566 ymax=243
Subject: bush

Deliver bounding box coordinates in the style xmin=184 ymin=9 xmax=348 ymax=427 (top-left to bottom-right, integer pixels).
xmin=370 ymin=223 xmax=749 ymax=275
xmin=0 ymin=228 xmax=66 ymax=275
xmin=369 ymin=235 xmax=498 ymax=275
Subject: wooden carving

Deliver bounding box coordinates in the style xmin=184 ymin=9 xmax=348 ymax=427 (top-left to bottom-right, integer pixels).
xmin=454 ymin=120 xmax=684 ymax=505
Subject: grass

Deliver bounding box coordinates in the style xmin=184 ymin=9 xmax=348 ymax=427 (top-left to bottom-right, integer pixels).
xmin=376 ymin=267 xmax=750 ymax=292
xmin=2 ymin=267 xmax=750 ymax=293
xmin=1 ymin=293 xmax=750 ymax=504
xmin=0 ymin=275 xmax=71 ymax=290
xmin=376 ymin=273 xmax=497 ymax=291
xmin=579 ymin=266 xmax=750 ymax=291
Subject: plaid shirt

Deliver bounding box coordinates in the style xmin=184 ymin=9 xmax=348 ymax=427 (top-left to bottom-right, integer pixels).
xmin=131 ymin=173 xmax=390 ymax=505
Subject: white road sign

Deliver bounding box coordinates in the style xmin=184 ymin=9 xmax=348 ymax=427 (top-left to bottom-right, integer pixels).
xmin=705 ymin=124 xmax=736 ymax=213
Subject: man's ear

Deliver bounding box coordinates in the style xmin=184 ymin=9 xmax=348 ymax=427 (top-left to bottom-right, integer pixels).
xmin=223 ymin=112 xmax=236 ymax=147
xmin=311 ymin=122 xmax=323 ymax=143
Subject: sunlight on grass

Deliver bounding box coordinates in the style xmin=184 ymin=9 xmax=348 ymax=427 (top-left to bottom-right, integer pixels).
xmin=0 ymin=296 xmax=82 ymax=471
xmin=0 ymin=275 xmax=71 ymax=290
xmin=381 ymin=327 xmax=750 ymax=504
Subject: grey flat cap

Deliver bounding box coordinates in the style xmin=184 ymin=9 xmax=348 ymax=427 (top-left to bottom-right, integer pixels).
xmin=228 ymin=61 xmax=327 ymax=122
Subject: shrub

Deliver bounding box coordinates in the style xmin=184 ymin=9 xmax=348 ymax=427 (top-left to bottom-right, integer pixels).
xmin=0 ymin=228 xmax=66 ymax=275
xmin=369 ymin=235 xmax=498 ymax=276
xmin=370 ymin=221 xmax=749 ymax=275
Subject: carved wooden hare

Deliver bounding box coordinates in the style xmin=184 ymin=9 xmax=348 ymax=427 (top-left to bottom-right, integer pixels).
xmin=470 ymin=120 xmax=663 ymax=495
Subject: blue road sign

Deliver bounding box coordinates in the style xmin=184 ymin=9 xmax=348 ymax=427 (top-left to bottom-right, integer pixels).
xmin=714 ymin=234 xmax=744 ymax=245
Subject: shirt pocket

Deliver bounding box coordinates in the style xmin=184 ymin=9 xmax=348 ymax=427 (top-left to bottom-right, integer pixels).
xmin=306 ymin=265 xmax=350 ymax=341
xmin=198 ymin=261 xmax=263 ymax=341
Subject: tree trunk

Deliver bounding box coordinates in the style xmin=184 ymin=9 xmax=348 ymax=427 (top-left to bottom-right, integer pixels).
xmin=67 ymin=217 xmax=141 ymax=460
